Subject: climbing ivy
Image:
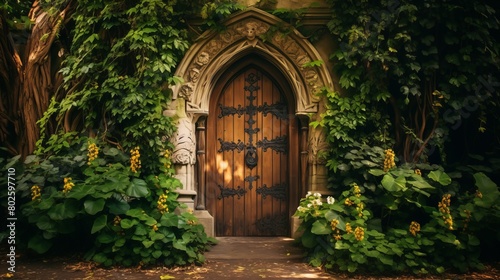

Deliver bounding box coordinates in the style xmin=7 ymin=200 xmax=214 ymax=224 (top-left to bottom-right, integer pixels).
xmin=38 ymin=0 xmax=206 ymax=173
xmin=321 ymin=0 xmax=499 ymax=171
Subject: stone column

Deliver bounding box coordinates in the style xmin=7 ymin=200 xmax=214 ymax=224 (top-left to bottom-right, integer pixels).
xmin=164 ymin=98 xmax=197 ymax=209
xmin=307 ymin=104 xmax=332 ymax=197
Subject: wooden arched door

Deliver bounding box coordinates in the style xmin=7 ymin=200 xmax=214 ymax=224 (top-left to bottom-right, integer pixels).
xmin=206 ymin=61 xmax=298 ymax=236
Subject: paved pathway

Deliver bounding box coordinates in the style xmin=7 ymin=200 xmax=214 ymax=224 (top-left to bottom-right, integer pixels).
xmin=199 ymin=237 xmax=333 ymax=279
xmin=4 ymin=237 xmax=334 ymax=279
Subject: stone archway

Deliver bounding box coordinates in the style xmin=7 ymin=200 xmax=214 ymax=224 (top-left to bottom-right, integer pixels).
xmin=165 ymin=7 xmax=333 ymax=237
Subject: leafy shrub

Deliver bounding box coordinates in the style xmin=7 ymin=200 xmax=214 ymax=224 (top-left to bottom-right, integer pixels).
xmin=294 ymin=145 xmax=500 ymax=274
xmin=1 ymin=137 xmax=215 ymax=267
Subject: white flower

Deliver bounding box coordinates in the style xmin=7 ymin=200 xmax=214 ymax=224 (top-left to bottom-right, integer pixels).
xmin=297 ymin=206 xmax=307 ymax=213
xmin=327 ymin=196 xmax=335 ymax=205
xmin=313 ymin=193 xmax=322 ymax=198
xmin=306 ymin=191 xmax=312 ymax=198
xmin=307 ymin=203 xmax=312 ymax=208
xmin=311 ymin=199 xmax=322 ymax=206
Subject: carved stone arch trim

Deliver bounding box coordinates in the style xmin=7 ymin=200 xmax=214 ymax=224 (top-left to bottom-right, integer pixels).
xmin=171 ymin=7 xmax=333 ymax=116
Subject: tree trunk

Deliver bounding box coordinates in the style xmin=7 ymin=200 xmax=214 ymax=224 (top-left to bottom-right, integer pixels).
xmin=0 ymin=10 xmax=23 ymax=156
xmin=0 ymin=0 xmax=75 ymax=158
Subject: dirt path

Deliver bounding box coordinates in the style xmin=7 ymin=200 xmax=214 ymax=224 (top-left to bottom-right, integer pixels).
xmin=2 ymin=237 xmax=499 ymax=279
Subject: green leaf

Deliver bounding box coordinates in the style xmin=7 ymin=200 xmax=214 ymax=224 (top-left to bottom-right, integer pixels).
xmin=126 ymin=208 xmax=145 ymax=218
xmin=120 ymin=218 xmax=138 ymax=229
xmin=91 ymin=215 xmax=108 ymax=234
xmin=360 ymin=160 xmax=378 ymax=167
xmin=47 ymin=199 xmax=79 ymax=220
xmin=335 ymin=240 xmax=349 ymax=250
xmin=126 ymin=178 xmax=149 ymax=198
xmin=150 ymin=232 xmax=165 ymax=241
xmin=84 ymin=198 xmax=105 ymax=215
xmin=351 ymin=253 xmax=367 ymax=264
xmin=66 ymin=184 xmax=97 ymax=200
xmin=152 ymin=250 xmax=163 ymax=259
xmin=407 ymin=179 xmax=434 ymax=190
xmin=114 ymin=238 xmax=126 ymax=248
xmin=36 ymin=216 xmax=55 ymax=231
xmin=173 ymin=240 xmax=187 ymax=251
xmin=379 ymin=255 xmax=394 ymax=265
xmin=301 ymin=230 xmax=318 ymax=248
xmin=311 ymin=220 xmax=332 ymax=235
xmin=428 ymin=170 xmax=451 ymax=186
xmin=369 ymin=169 xmax=386 ymax=176
xmin=381 ymin=174 xmax=406 ymax=192
xmin=107 ymin=199 xmax=130 ymax=215
xmin=160 ymin=213 xmax=178 ymax=227
xmin=97 ymin=233 xmax=116 ymax=244
xmin=474 ymin=172 xmax=500 ymax=208
xmin=92 ymin=253 xmax=108 ymax=264
xmin=28 ymin=234 xmax=53 ymax=254
xmin=143 ymin=240 xmax=154 ymax=248
xmin=37 ymin=198 xmax=55 ymax=210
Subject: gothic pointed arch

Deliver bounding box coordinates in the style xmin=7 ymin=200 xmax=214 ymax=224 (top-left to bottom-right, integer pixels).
xmin=171 ymin=7 xmax=333 ymax=116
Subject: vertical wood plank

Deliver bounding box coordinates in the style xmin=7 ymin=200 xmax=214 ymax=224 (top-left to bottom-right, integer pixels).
xmin=233 ymin=71 xmax=246 ymax=236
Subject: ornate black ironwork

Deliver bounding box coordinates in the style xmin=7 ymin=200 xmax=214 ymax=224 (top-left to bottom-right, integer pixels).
xmin=244 ymin=175 xmax=260 ymax=190
xmin=243 ymin=73 xmax=260 ymax=169
xmin=257 ymin=136 xmax=288 ymax=154
xmin=217 ymin=185 xmax=246 ymax=200
xmin=218 ymin=104 xmax=245 ymax=118
xmin=245 ymin=146 xmax=258 ymax=170
xmin=256 ymin=183 xmax=287 ymax=200
xmin=219 ymin=103 xmax=288 ymax=120
xmin=255 ymin=215 xmax=288 ymax=235
xmin=259 ymin=102 xmax=288 ymax=120
xmin=217 ymin=72 xmax=290 ymax=171
xmin=218 ymin=138 xmax=245 ymax=152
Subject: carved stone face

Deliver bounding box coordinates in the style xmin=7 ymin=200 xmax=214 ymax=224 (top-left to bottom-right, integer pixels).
xmin=189 ymin=68 xmax=200 ymax=83
xmin=179 ymin=83 xmax=194 ymax=101
xmin=195 ymin=52 xmax=210 ymax=66
xmin=245 ymin=22 xmax=258 ymax=40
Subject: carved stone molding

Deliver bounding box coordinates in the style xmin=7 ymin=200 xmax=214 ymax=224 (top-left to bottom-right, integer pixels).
xmin=308 ymin=103 xmax=329 ymax=165
xmin=171 ymin=7 xmax=333 ymax=115
xmin=169 ymin=99 xmax=196 ymax=165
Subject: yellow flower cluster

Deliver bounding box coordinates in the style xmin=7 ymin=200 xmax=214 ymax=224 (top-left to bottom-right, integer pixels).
xmin=63 ymin=177 xmax=75 ymax=194
xmin=152 ymin=224 xmax=159 ymax=231
xmin=383 ymin=148 xmax=396 ymax=172
xmin=157 ymin=193 xmax=168 ymax=214
xmin=438 ymin=194 xmax=453 ymax=230
xmin=163 ymin=149 xmax=171 ymax=169
xmin=344 ymin=198 xmax=353 ymax=206
xmin=356 ymin=202 xmax=364 ymax=217
xmin=31 ymin=185 xmax=41 ymax=201
xmin=113 ymin=216 xmax=121 ymax=226
xmin=345 ymin=223 xmax=353 ymax=234
xmin=87 ymin=142 xmax=99 ymax=165
xmin=130 ymin=147 xmax=141 ymax=173
xmin=187 ymin=220 xmax=197 ymax=225
xmin=330 ymin=219 xmax=339 ymax=230
xmin=354 ymin=227 xmax=364 ymax=241
xmin=353 ymin=183 xmax=361 ymax=198
xmin=409 ymin=221 xmax=420 ymax=236
xmin=334 ymin=233 xmax=342 ymax=241
xmin=414 ymin=169 xmax=421 ymax=176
